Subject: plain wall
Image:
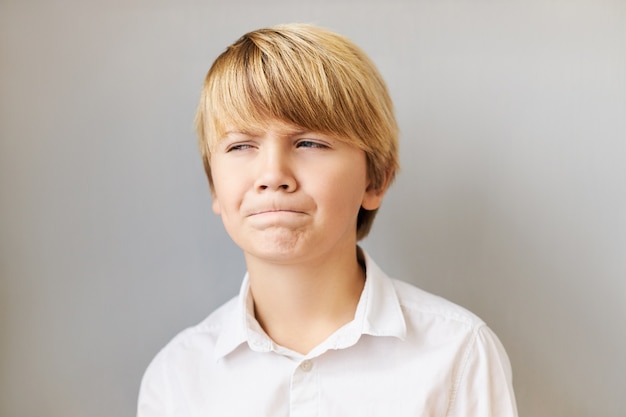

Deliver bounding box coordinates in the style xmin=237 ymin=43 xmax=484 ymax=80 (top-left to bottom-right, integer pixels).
xmin=1 ymin=0 xmax=625 ymax=416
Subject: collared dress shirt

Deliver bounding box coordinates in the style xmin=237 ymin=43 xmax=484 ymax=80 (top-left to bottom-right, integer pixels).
xmin=137 ymin=251 xmax=518 ymax=417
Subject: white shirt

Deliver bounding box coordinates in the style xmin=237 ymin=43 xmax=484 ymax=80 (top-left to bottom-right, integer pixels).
xmin=138 ymin=252 xmax=518 ymax=417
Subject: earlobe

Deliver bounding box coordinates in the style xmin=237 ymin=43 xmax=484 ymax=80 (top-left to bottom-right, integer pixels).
xmin=362 ymin=187 xmax=385 ymax=210
xmin=212 ymin=198 xmax=222 ymax=215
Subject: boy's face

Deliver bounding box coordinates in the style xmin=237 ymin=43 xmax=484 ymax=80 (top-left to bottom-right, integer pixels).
xmin=209 ymin=120 xmax=384 ymax=266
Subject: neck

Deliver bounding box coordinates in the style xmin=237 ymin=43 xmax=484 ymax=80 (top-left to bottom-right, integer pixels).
xmin=245 ymin=246 xmax=365 ymax=354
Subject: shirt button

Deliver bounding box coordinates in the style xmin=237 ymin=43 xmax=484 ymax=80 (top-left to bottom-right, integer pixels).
xmin=251 ymin=340 xmax=266 ymax=349
xmin=299 ymin=360 xmax=313 ymax=372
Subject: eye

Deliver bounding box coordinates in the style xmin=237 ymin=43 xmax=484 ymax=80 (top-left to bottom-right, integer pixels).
xmin=226 ymin=143 xmax=254 ymax=152
xmin=296 ymin=140 xmax=329 ymax=149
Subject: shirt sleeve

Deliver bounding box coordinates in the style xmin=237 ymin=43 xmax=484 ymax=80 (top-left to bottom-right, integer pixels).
xmin=446 ymin=324 xmax=519 ymax=417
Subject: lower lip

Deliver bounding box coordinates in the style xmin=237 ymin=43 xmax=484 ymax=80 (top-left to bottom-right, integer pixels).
xmin=249 ymin=210 xmax=306 ymax=222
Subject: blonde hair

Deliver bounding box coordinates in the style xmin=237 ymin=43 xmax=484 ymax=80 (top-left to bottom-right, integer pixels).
xmin=195 ymin=23 xmax=399 ymax=240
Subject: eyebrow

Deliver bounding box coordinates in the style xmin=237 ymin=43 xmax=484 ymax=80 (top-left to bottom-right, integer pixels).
xmin=223 ymin=129 xmax=257 ymax=137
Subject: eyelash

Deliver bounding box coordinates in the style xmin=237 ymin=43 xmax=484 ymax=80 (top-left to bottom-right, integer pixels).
xmin=226 ymin=140 xmax=329 ymax=152
xmin=226 ymin=143 xmax=253 ymax=152
xmin=296 ymin=140 xmax=329 ymax=149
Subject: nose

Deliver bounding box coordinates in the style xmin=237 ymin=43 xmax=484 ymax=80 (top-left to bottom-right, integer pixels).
xmin=254 ymin=145 xmax=297 ymax=192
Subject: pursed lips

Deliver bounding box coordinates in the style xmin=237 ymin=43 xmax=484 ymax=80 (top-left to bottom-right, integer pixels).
xmin=248 ymin=209 xmax=305 ymax=216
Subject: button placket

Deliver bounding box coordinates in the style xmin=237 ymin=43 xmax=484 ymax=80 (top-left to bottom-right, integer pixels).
xmin=290 ymin=359 xmax=319 ymax=417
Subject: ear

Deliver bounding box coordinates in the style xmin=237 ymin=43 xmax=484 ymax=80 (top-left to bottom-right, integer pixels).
xmin=211 ymin=192 xmax=222 ymax=215
xmin=361 ymin=171 xmax=391 ymax=210
xmin=362 ymin=186 xmax=386 ymax=210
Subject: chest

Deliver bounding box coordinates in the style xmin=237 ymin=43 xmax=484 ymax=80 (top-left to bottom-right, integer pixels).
xmin=175 ymin=341 xmax=460 ymax=417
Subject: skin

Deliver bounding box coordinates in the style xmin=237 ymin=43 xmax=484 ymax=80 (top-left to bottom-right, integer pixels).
xmin=210 ymin=120 xmax=386 ymax=353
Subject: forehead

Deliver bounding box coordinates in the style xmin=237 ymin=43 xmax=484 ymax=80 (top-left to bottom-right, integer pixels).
xmin=220 ymin=119 xmax=323 ymax=140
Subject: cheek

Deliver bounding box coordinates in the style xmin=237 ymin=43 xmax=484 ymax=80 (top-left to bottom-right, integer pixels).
xmin=210 ymin=161 xmax=245 ymax=205
xmin=321 ymin=170 xmax=369 ymax=214
xmin=210 ymin=178 xmax=238 ymax=218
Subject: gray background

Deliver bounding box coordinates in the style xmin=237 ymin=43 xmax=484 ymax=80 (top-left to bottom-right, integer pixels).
xmin=1 ymin=0 xmax=625 ymax=416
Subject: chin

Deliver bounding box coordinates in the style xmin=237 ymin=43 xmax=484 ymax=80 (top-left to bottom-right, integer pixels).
xmin=237 ymin=231 xmax=306 ymax=260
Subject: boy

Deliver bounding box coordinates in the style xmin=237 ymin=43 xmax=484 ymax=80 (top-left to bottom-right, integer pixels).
xmin=138 ymin=23 xmax=518 ymax=416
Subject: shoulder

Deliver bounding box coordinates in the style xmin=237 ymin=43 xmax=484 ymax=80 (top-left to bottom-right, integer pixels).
xmin=388 ymin=278 xmax=513 ymax=379
xmin=137 ymin=296 xmax=241 ymax=416
xmin=362 ymin=250 xmax=484 ymax=331
xmin=389 ymin=278 xmax=515 ymax=387
xmin=150 ymin=295 xmax=239 ymax=363
xmin=391 ymin=278 xmax=486 ymax=330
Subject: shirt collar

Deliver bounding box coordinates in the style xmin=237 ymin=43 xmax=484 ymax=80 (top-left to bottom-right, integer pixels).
xmin=356 ymin=249 xmax=407 ymax=340
xmin=213 ymin=274 xmax=260 ymax=359
xmin=213 ymin=248 xmax=406 ymax=360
